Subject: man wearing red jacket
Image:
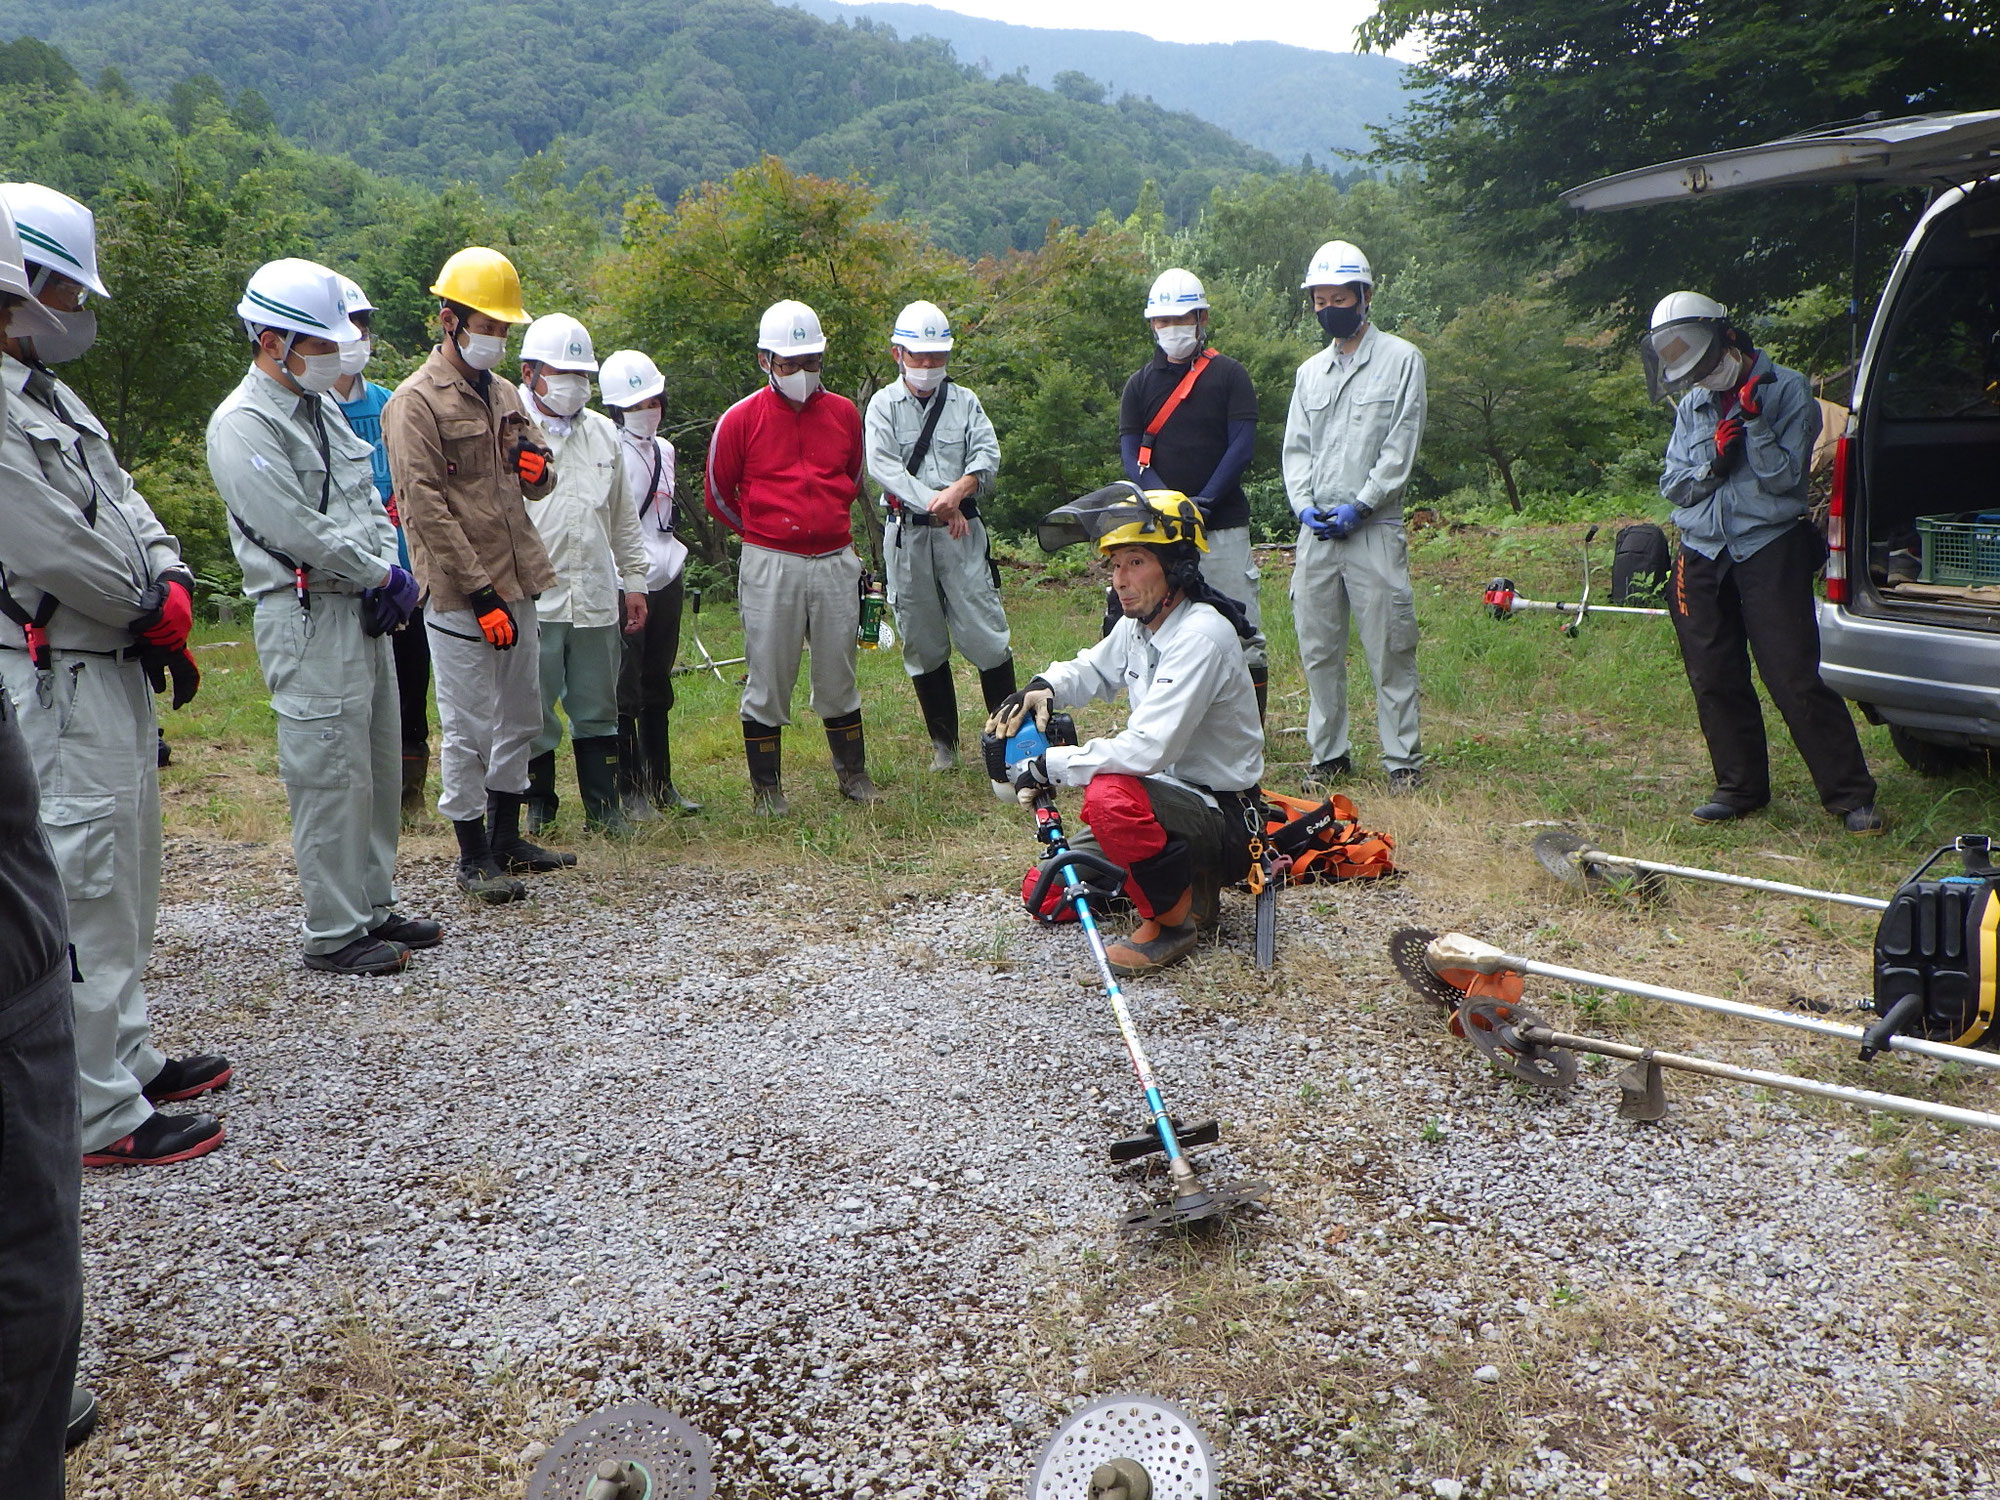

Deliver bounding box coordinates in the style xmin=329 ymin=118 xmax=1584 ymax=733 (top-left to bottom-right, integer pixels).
xmin=706 ymin=299 xmax=882 ymax=814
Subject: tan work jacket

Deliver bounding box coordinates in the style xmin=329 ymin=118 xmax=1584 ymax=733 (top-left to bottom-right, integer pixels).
xmin=382 ymin=347 xmax=557 ymax=611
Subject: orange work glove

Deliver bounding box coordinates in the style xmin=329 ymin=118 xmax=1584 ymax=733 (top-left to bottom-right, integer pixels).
xmin=468 ymin=586 xmax=516 ymax=650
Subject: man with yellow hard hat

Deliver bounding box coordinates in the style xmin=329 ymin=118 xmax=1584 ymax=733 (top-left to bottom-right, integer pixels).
xmin=383 ymin=247 xmax=572 ymax=902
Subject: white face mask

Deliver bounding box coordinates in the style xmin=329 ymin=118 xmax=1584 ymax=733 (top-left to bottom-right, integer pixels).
xmin=1156 ymin=323 xmax=1202 ymax=362
xmin=900 ymin=362 xmax=946 ymax=395
xmin=25 ymin=306 xmax=97 ymax=364
xmin=771 ymin=368 xmax=821 ymax=403
xmin=292 ymin=348 xmax=345 ymax=394
xmin=621 ymin=407 xmax=662 ymax=442
xmin=1696 ymin=349 xmax=1743 ymax=392
xmin=339 ymin=338 xmax=372 ymax=376
xmin=453 ymin=326 xmax=509 ymax=371
xmin=538 ymin=372 xmax=591 ymax=416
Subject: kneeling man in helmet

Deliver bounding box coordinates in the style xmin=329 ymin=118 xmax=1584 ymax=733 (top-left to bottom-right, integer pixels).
xmin=987 ymin=485 xmax=1263 ymax=976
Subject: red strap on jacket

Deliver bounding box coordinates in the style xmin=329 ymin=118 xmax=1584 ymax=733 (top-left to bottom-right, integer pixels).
xmin=1136 ymin=349 xmax=1216 ymax=470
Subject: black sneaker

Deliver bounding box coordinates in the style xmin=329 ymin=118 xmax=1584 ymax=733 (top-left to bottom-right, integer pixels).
xmin=303 ymin=937 xmax=410 ymax=976
xmin=143 ymin=1054 xmax=233 ymax=1104
xmin=84 ymin=1110 xmax=224 ymax=1167
xmin=67 ymin=1386 xmax=99 ymax=1450
xmin=1692 ymin=799 xmax=1765 ymax=824
xmin=369 ymin=913 xmax=444 ymax=949
xmin=1388 ymin=767 xmax=1424 ymax=795
xmin=1843 ymin=805 xmax=1886 ymax=835
xmin=1301 ymin=755 xmax=1352 ymax=794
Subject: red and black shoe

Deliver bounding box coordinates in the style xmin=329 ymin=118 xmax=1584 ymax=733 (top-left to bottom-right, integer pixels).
xmin=84 ymin=1110 xmax=225 ymax=1168
xmin=142 ymin=1053 xmax=233 ymax=1103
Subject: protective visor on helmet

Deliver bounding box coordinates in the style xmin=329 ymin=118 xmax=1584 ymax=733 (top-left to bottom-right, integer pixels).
xmin=1036 ymin=483 xmax=1205 ymax=554
xmin=1641 ymin=318 xmax=1729 ymax=402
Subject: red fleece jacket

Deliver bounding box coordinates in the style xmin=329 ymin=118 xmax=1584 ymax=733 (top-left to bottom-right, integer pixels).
xmin=704 ymin=385 xmax=864 ymax=554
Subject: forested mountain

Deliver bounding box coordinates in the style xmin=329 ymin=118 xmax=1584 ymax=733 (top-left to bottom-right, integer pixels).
xmin=786 ymin=0 xmax=1407 ymax=167
xmin=0 ymin=0 xmax=1274 ymax=256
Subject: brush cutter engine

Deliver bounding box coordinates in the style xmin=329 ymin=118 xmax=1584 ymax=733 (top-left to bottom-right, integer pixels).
xmin=1870 ymin=838 xmax=2000 ymax=1053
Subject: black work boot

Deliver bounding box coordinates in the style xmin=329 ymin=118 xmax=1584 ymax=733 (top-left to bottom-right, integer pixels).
xmin=488 ymin=791 xmax=578 ymax=872
xmin=910 ymin=664 xmax=961 ymax=771
xmin=1250 ymin=663 xmax=1269 ymax=725
xmin=452 ymin=817 xmax=527 ymax=903
xmin=978 ymin=655 xmax=1019 ymax=713
xmin=824 ymin=710 xmax=886 ymax=804
xmin=574 ymin=736 xmax=631 ymax=836
xmin=643 ymin=709 xmax=700 ymax=814
xmin=524 ymin=749 xmax=560 ymax=833
xmin=745 ymin=719 xmax=788 ymax=817
xmin=616 ymin=716 xmax=662 ymax=825
xmin=400 ymin=751 xmax=430 ymax=828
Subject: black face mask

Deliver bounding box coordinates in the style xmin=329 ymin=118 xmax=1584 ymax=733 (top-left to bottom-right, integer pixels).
xmin=1317 ymin=302 xmax=1365 ymax=342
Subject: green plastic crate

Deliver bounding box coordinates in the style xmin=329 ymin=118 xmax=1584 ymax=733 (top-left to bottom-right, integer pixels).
xmin=1916 ymin=515 xmax=2000 ymax=585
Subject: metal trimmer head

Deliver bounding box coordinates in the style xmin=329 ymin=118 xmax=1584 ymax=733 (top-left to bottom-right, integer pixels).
xmin=1455 ymin=996 xmax=1578 ymax=1093
xmin=526 ymin=1405 xmax=714 ymax=1500
xmin=1031 ymin=1392 xmax=1217 ymax=1499
xmin=1532 ymin=829 xmax=1667 ymax=900
xmin=1119 ymin=1177 xmax=1272 ymax=1236
xmin=1389 ymin=926 xmax=1466 ymax=1011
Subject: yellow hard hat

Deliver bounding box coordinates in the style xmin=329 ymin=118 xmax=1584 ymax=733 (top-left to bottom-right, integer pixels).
xmin=1038 ymin=483 xmax=1207 ymax=555
xmin=429 ymin=246 xmax=531 ymax=324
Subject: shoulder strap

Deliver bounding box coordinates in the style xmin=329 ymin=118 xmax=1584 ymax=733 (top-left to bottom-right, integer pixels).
xmin=1136 ymin=350 xmax=1216 ymax=470
xmin=904 ymin=379 xmax=953 ymax=476
xmin=637 ymin=439 xmax=666 ymax=520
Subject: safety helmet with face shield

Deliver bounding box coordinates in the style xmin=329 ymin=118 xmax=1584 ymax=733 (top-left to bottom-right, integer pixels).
xmin=1643 ymin=290 xmax=1734 ymax=402
xmin=1037 ymin=482 xmax=1208 ymax=555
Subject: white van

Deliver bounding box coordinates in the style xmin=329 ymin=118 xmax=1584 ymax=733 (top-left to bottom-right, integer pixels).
xmin=1566 ymin=110 xmax=2000 ymax=774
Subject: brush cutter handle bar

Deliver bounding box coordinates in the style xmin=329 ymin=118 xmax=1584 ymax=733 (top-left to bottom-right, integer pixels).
xmin=1486 ymin=591 xmax=1666 ymax=619
xmin=1021 ymin=847 xmax=1128 ymax=918
xmin=1527 ymin=1027 xmax=2000 ymax=1133
xmin=1575 ymin=849 xmax=1889 ymax=910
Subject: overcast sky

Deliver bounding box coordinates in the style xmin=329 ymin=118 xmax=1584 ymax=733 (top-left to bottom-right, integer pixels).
xmin=825 ymin=0 xmax=1390 ymax=52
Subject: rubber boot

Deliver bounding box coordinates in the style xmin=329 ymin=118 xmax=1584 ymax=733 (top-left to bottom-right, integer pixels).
xmin=1250 ymin=663 xmax=1269 ymax=726
xmin=524 ymin=749 xmax=559 ymax=834
xmin=488 ymin=790 xmax=577 ymax=872
xmin=616 ymin=716 xmax=662 ymax=825
xmin=1103 ymin=888 xmax=1199 ymax=976
xmin=910 ymin=664 xmax=960 ymax=771
xmin=644 ymin=710 xmax=701 ymax=814
xmin=824 ymin=710 xmax=886 ymax=804
xmin=452 ymin=817 xmax=527 ymax=904
xmin=978 ymin=655 xmax=1019 ymax=713
xmin=745 ymin=719 xmax=788 ymax=816
xmin=400 ymin=752 xmax=430 ymax=828
xmin=574 ymin=736 xmax=631 ymax=836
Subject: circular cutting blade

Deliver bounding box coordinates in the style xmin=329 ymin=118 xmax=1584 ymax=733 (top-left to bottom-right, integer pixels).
xmin=526 ymin=1405 xmax=715 ymax=1500
xmin=1030 ymin=1392 xmax=1216 ymax=1500
xmin=1388 ymin=927 xmax=1466 ymax=1011
xmin=1456 ymin=997 xmax=1578 ymax=1093
xmin=1119 ymin=1178 xmax=1272 ymax=1236
xmin=1531 ymin=829 xmax=1594 ymax=885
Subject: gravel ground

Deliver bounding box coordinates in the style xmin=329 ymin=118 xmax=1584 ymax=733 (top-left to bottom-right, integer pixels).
xmin=69 ymin=834 xmax=2000 ymax=1499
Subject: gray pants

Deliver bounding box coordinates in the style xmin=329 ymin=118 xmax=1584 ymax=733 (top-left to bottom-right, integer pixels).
xmin=883 ymin=517 xmax=1012 ymax=676
xmin=1291 ymin=521 xmax=1422 ymax=771
xmin=737 ymin=543 xmax=862 ymax=726
xmin=534 ymin=620 xmax=621 ymax=753
xmin=1201 ymin=524 xmax=1268 ymax=671
xmin=426 ymin=598 xmax=543 ymax=822
xmin=253 ymin=594 xmax=401 ymax=955
xmin=5 ymin=649 xmax=163 ymax=1151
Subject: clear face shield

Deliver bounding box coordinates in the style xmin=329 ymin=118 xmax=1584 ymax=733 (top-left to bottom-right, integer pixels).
xmin=1641 ymin=318 xmax=1729 ymax=403
xmin=1036 ymin=482 xmax=1160 ymax=553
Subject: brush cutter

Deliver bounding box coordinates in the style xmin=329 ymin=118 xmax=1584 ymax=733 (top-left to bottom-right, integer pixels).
xmin=992 ymin=717 xmax=1270 ymax=1235
xmin=670 ymin=588 xmax=747 ymax=682
xmin=1029 ymin=1392 xmax=1216 ymax=1499
xmin=526 ymin=1406 xmax=713 ymax=1500
xmin=1532 ymin=828 xmax=1890 ymax=910
xmin=1389 ymin=926 xmax=2000 ymax=1133
xmin=1484 ymin=525 xmax=1668 ymax=637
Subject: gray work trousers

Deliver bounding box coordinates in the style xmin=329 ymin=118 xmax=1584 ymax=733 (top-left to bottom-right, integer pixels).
xmin=1201 ymin=524 xmax=1268 ymax=671
xmin=737 ymin=543 xmax=862 ymax=727
xmin=4 ymin=648 xmax=163 ymax=1150
xmin=426 ymin=598 xmax=543 ymax=822
xmin=253 ymin=594 xmax=402 ymax=955
xmin=883 ymin=516 xmax=1013 ymax=676
xmin=1291 ymin=521 xmax=1422 ymax=771
xmin=534 ymin=620 xmax=622 ymax=753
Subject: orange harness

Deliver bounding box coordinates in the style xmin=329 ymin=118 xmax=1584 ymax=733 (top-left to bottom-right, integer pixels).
xmin=1135 ymin=349 xmax=1216 ymax=471
xmin=1259 ymin=791 xmax=1397 ymax=883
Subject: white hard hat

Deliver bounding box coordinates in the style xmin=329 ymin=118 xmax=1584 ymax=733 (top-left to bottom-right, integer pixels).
xmin=1301 ymin=240 xmax=1373 ymax=291
xmin=1144 ymin=268 xmax=1209 ymax=319
xmin=0 ymin=195 xmax=64 ymax=342
xmin=599 ymin=348 xmax=665 ymax=407
xmin=758 ymin=298 xmax=825 ymax=357
xmin=334 ymin=273 xmax=376 ymax=318
xmin=1645 ymin=290 xmax=1732 ymax=388
xmin=0 ymin=182 xmax=109 ymax=299
xmin=521 ymin=312 xmax=598 ymax=371
xmin=237 ymin=257 xmax=362 ymax=343
xmin=891 ymin=300 xmax=954 ymax=352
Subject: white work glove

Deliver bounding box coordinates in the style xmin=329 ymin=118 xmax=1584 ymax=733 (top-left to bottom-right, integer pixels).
xmin=984 ymin=681 xmax=1053 ymax=741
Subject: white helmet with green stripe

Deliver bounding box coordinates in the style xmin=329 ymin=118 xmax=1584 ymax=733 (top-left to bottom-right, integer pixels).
xmin=236 ymin=257 xmax=362 ymax=344
xmin=0 ymin=182 xmax=108 ymax=298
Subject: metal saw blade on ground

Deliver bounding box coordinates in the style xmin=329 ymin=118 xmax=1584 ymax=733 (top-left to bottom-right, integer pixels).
xmin=526 ymin=1404 xmax=714 ymax=1500
xmin=1457 ymin=997 xmax=1578 ymax=1092
xmin=1531 ymin=829 xmax=1667 ymax=899
xmin=1030 ymin=1392 xmax=1217 ymax=1499
xmin=1388 ymin=927 xmax=1465 ymax=1010
xmin=1119 ymin=1177 xmax=1272 ymax=1236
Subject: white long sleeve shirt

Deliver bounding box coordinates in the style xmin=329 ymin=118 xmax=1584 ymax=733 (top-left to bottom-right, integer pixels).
xmin=1037 ymin=597 xmax=1263 ymax=794
xmin=617 ymin=426 xmax=686 ymax=590
xmin=1281 ymin=324 xmax=1427 ymax=524
xmin=518 ymin=391 xmax=647 ymax=626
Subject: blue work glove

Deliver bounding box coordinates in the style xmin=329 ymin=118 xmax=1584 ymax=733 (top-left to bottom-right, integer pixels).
xmin=1009 ymin=753 xmax=1054 ymax=805
xmin=362 ymin=564 xmax=421 ymax=637
xmin=1299 ymin=505 xmax=1339 ymax=539
xmin=1325 ymin=502 xmax=1366 ymax=539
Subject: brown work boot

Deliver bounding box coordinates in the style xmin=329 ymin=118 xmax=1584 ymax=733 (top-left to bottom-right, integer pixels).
xmin=1104 ymin=889 xmax=1199 ymax=976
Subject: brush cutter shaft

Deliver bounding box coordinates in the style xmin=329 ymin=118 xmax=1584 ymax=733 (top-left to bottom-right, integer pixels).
xmin=1577 ymin=849 xmax=1887 ymax=910
xmin=1528 ymin=1027 xmax=2000 ymax=1132
xmin=1513 ymin=953 xmax=2000 ymax=1072
xmin=1505 ymin=597 xmax=1667 ymax=618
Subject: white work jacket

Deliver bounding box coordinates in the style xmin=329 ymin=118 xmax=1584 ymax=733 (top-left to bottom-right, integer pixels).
xmin=617 ymin=427 xmax=686 ymax=591
xmin=207 ymin=366 xmax=397 ymax=602
xmin=0 ymin=355 xmax=187 ymax=654
xmin=1037 ymin=598 xmax=1263 ymax=794
xmin=518 ymin=391 xmax=646 ymax=627
xmin=863 ymin=379 xmax=1000 ymax=514
xmin=1281 ymin=324 xmax=1427 ymax=524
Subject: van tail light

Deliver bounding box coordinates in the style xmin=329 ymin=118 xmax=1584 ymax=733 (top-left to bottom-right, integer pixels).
xmin=1825 ymin=433 xmax=1851 ymax=605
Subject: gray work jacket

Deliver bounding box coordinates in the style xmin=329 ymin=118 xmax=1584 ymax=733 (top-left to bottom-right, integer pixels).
xmin=1662 ymin=352 xmax=1820 ymax=563
xmin=863 ymin=379 xmax=1000 ymax=514
xmin=1280 ymin=324 xmax=1427 ymax=525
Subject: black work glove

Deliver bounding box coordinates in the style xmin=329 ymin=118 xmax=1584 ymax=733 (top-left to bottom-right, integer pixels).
xmin=1008 ymin=753 xmax=1054 ymax=805
xmin=140 ymin=646 xmax=201 ymax=709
